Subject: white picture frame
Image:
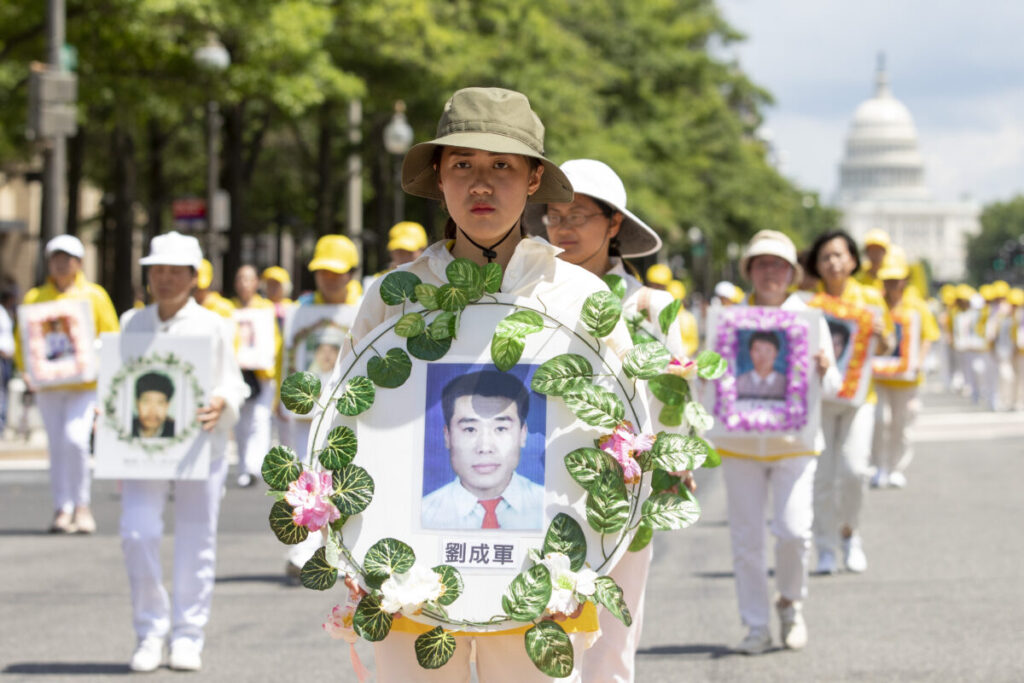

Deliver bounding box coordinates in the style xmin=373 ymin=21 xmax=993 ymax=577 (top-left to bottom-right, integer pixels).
xmin=17 ymin=299 xmax=97 ymax=388
xmin=233 ymin=307 xmax=276 ymax=371
xmin=281 ymin=304 xmax=358 ymax=420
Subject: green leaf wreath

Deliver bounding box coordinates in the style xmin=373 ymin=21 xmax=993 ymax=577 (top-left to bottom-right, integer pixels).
xmin=263 ymin=259 xmax=723 ymax=677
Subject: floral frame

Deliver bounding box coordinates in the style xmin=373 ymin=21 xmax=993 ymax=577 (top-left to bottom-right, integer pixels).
xmin=811 ymin=293 xmax=876 ymax=405
xmin=17 ymin=299 xmax=97 ymax=388
xmin=872 ymin=308 xmax=920 ymax=381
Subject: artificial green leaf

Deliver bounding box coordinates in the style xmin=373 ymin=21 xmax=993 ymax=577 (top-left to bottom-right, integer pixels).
xmin=280 ymin=371 xmax=321 ymax=415
xmin=563 ymin=447 xmax=622 ymax=492
xmin=622 ymin=342 xmax=672 ymax=380
xmin=269 ymin=499 xmax=309 ymax=545
xmin=627 ymin=523 xmax=654 ymax=552
xmin=580 ymin=291 xmax=622 ymax=338
xmin=414 ymin=283 xmax=440 ymax=309
xmin=585 ymin=470 xmax=630 ymax=533
xmin=436 ymin=284 xmax=469 ymax=312
xmin=325 ymin=534 xmax=342 ymax=567
xmin=563 ymin=384 xmax=625 ymax=429
xmin=335 ymin=376 xmax=375 ymax=416
xmin=650 ymin=432 xmax=708 ymax=471
xmin=428 ymin=311 xmax=458 ymax=340
xmin=330 ymin=464 xmax=375 ymax=516
xmin=407 ymin=332 xmax=452 ymax=361
xmin=593 ymin=575 xmax=633 ymax=626
xmin=329 ymin=513 xmax=349 ymax=532
xmin=541 ymin=513 xmax=587 ymax=572
xmin=657 ymin=299 xmax=684 ymax=336
xmin=695 ymin=350 xmax=728 ymax=380
xmin=431 ymin=565 xmax=464 ymax=606
xmin=482 ymin=262 xmax=503 ymax=292
xmin=394 ymin=312 xmax=426 ymax=338
xmin=415 ymin=626 xmax=457 ymax=669
xmin=353 ymin=593 xmax=393 ymax=642
xmin=658 ymin=403 xmax=684 ymax=427
xmin=363 ymin=537 xmax=416 ymax=589
xmin=262 ymin=445 xmax=303 ymax=490
xmin=630 ymin=326 xmax=658 ymax=346
xmin=684 ymin=401 xmax=714 ymax=432
xmin=648 ymin=373 xmax=692 ymax=406
xmin=501 ymin=563 xmax=552 ymax=622
xmin=602 ymin=273 xmax=627 ymax=300
xmin=698 ymin=436 xmax=722 ymax=468
xmin=491 ymin=333 xmax=526 ymax=372
xmin=446 ymin=258 xmax=484 ymax=296
xmin=524 ymin=621 xmax=574 ymax=678
xmin=318 ymin=425 xmax=357 ymax=470
xmin=367 ymin=348 xmax=412 ymax=388
xmin=379 ymin=271 xmax=421 ymax=306
xmin=531 ymin=354 xmax=593 ymax=396
xmin=641 ymin=491 xmax=701 ymax=530
xmin=495 ymin=310 xmax=544 ymax=337
xmin=650 ymin=468 xmax=681 ymax=493
xmin=300 ymin=546 xmax=338 ymax=591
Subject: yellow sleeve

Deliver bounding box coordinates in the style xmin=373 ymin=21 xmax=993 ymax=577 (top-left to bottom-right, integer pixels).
xmin=89 ymin=284 xmax=120 ymax=334
xmin=918 ymin=301 xmax=940 ymax=342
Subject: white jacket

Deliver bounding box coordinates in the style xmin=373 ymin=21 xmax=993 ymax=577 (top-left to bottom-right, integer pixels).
xmin=607 ymin=259 xmax=685 ymax=361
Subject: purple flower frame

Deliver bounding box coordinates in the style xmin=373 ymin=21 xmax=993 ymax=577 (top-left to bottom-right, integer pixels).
xmin=712 ymin=307 xmax=811 ymax=433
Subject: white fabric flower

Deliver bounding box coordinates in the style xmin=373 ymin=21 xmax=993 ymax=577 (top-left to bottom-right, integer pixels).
xmin=541 ymin=552 xmax=599 ymax=617
xmin=379 ymin=565 xmax=444 ymax=614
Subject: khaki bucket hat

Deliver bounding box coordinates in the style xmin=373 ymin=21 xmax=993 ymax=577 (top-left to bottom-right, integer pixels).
xmin=401 ymin=87 xmax=573 ymax=204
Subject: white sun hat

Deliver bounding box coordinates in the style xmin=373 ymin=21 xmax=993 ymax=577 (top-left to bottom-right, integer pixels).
xmin=44 ymin=234 xmax=85 ymax=259
xmin=139 ymin=231 xmax=204 ymax=269
xmin=739 ymin=230 xmax=803 ymax=283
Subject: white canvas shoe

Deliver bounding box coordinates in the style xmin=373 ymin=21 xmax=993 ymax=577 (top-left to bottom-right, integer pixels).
xmin=869 ymin=469 xmax=889 ymax=488
xmin=887 ymin=471 xmax=907 ymax=489
xmin=169 ymin=639 xmax=202 ymax=671
xmin=777 ymin=602 xmax=808 ymax=650
xmin=735 ymin=627 xmax=772 ymax=655
xmin=129 ymin=637 xmax=164 ymax=673
xmin=815 ymin=548 xmax=838 ymax=575
xmin=842 ymin=534 xmax=868 ymax=573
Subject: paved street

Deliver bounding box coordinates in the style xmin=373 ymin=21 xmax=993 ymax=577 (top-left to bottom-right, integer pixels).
xmin=2 ymin=389 xmax=1024 ymax=682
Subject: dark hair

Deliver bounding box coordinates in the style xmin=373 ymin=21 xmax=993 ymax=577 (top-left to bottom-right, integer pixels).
xmin=828 ymin=320 xmax=851 ymax=348
xmin=135 ymin=372 xmax=174 ymax=400
xmin=806 ymin=230 xmax=860 ymax=279
xmin=441 ymin=370 xmax=529 ymax=427
xmin=748 ymin=330 xmax=781 ymax=353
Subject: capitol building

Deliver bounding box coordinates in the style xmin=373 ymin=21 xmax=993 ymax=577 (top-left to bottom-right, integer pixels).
xmin=835 ymin=57 xmax=979 ymax=282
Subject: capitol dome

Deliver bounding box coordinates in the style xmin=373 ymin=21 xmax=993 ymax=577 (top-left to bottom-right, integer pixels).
xmin=837 ymin=56 xmax=930 ymax=202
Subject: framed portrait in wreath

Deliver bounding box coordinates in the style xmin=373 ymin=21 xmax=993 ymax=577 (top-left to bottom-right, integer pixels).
xmin=233 ymin=307 xmax=276 ymax=370
xmin=702 ymin=306 xmax=821 ymax=452
xmin=872 ymin=308 xmax=920 ymax=381
xmin=17 ymin=299 xmax=97 ymax=388
xmin=281 ymin=304 xmax=358 ymax=420
xmin=810 ymin=293 xmax=877 ymax=405
xmin=94 ymin=334 xmax=213 ymax=480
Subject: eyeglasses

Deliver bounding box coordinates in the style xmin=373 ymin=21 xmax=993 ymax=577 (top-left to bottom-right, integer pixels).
xmin=542 ymin=213 xmax=606 ymax=228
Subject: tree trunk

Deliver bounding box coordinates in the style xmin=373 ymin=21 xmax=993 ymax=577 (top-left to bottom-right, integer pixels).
xmin=65 ymin=127 xmax=84 ymax=237
xmin=111 ymin=126 xmax=137 ymax=314
xmin=224 ymin=101 xmax=245 ymax=295
xmin=146 ymin=119 xmax=167 ymax=248
xmin=314 ymin=101 xmax=336 ymax=237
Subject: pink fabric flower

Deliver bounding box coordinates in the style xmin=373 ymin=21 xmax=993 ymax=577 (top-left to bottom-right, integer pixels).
xmin=598 ymin=422 xmax=654 ymax=484
xmin=667 ymin=357 xmax=698 ymax=380
xmin=323 ymin=602 xmax=358 ymax=644
xmin=285 ymin=470 xmax=340 ymax=531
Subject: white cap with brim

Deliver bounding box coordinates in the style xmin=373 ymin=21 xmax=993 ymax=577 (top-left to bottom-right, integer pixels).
xmin=139 ymin=231 xmax=203 ymax=269
xmin=739 ymin=230 xmax=803 ymax=284
xmin=45 ymin=234 xmax=85 ymax=259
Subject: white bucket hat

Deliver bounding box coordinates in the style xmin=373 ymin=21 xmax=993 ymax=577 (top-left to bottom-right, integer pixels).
xmin=739 ymin=230 xmax=803 ymax=283
xmin=139 ymin=231 xmax=203 ymax=269
xmin=45 ymin=234 xmax=85 ymax=259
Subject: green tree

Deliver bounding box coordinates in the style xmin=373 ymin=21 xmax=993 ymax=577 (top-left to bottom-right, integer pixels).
xmin=966 ymin=195 xmax=1024 ymax=285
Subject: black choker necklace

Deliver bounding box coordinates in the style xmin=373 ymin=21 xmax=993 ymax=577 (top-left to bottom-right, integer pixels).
xmin=459 ymin=224 xmax=518 ymax=262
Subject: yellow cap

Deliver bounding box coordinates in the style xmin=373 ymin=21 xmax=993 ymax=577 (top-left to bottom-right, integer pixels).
xmin=864 ymin=229 xmax=891 ymax=249
xmin=261 ymin=266 xmax=291 ymax=285
xmin=646 ymin=264 xmax=672 ymax=286
xmin=991 ymin=280 xmax=1010 ymax=299
xmin=308 ymin=235 xmax=359 ymax=274
xmin=955 ymin=284 xmax=975 ymax=301
xmin=980 ymin=284 xmax=996 ymax=301
xmin=387 ymin=221 xmax=428 ymax=253
xmin=939 ymin=284 xmax=956 ymax=306
xmin=1009 ymin=288 xmax=1024 ymax=306
xmin=666 ymin=280 xmax=687 ymax=301
xmin=197 ymin=259 xmax=214 ymax=290
xmin=877 ymin=245 xmax=909 ymax=281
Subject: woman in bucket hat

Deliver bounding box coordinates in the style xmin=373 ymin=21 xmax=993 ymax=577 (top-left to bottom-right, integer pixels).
xmin=321 ymin=87 xmax=635 ymax=682
xmin=714 ymin=230 xmax=840 ymax=655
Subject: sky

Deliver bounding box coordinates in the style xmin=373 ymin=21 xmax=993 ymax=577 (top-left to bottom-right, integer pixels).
xmin=717 ymin=0 xmax=1024 ymax=205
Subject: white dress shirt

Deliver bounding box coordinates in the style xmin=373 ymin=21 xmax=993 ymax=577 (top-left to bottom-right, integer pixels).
xmin=421 ymin=471 xmax=545 ymax=530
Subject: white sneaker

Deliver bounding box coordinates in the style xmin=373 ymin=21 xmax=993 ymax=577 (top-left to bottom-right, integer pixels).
xmin=815 ymin=548 xmax=838 ymax=575
xmin=887 ymin=471 xmax=907 ymax=489
xmin=169 ymin=639 xmax=202 ymax=671
xmin=869 ymin=469 xmax=888 ymax=488
xmin=129 ymin=637 xmax=164 ymax=672
xmin=842 ymin=534 xmax=868 ymax=573
xmin=237 ymin=473 xmax=254 ymax=488
xmin=777 ymin=602 xmax=808 ymax=650
xmin=735 ymin=627 xmax=772 ymax=655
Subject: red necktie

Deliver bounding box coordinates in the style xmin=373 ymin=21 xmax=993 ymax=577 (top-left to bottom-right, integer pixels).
xmin=479 ymin=498 xmax=502 ymax=529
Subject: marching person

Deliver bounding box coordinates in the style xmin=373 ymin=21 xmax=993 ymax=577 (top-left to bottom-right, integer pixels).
xmin=261 ymin=266 xmax=295 ymax=330
xmin=716 ymin=230 xmax=839 ymax=655
xmin=14 ymin=235 xmax=119 ymax=533
xmin=386 ymin=220 xmax=429 ymax=268
xmin=193 ymin=259 xmax=234 ymax=318
xmin=119 ymin=232 xmax=248 ymax=672
xmin=854 ymin=228 xmax=890 ymax=291
xmin=806 ymin=229 xmax=893 ymax=575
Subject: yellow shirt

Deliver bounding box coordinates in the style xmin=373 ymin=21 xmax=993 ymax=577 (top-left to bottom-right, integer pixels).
xmin=201 ymin=290 xmax=236 ymax=318
xmin=677 ymin=308 xmax=699 ymax=358
xmin=14 ymin=272 xmax=119 ymax=391
xmin=232 ymin=294 xmax=283 ymax=381
xmin=854 ymin=270 xmax=882 ymax=292
xmin=876 ymin=294 xmax=940 ymax=389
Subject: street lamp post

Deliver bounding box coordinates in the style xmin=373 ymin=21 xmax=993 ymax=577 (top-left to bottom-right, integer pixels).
xmin=194 ymin=36 xmax=230 ymax=274
xmin=383 ymin=100 xmax=414 ymax=226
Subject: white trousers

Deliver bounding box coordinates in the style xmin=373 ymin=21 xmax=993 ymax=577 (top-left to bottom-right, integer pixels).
xmin=1014 ymin=355 xmax=1024 ymax=410
xmin=723 ymin=455 xmax=816 ymax=629
xmin=233 ymin=379 xmax=275 ymax=477
xmin=120 ymin=456 xmax=228 ymax=647
xmin=872 ymin=385 xmax=920 ymax=476
xmin=373 ymin=629 xmax=587 ymax=682
xmin=36 ymin=389 xmax=95 ymax=512
xmin=581 ymin=542 xmax=652 ymax=682
xmin=814 ymin=401 xmax=873 ymax=553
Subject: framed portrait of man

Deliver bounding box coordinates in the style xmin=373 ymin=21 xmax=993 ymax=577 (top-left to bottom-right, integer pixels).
xmin=872 ymin=309 xmax=920 ymax=381
xmin=233 ymin=307 xmax=276 ymax=371
xmin=17 ymin=299 xmax=97 ymax=388
xmin=94 ymin=334 xmax=212 ymax=480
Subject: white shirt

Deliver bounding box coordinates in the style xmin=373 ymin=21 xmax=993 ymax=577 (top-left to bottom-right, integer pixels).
xmin=421 ymin=471 xmax=545 ymax=530
xmin=607 ymin=259 xmax=686 ymax=361
xmin=0 ymin=306 xmax=16 ymax=357
xmin=120 ymin=299 xmax=249 ymax=456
